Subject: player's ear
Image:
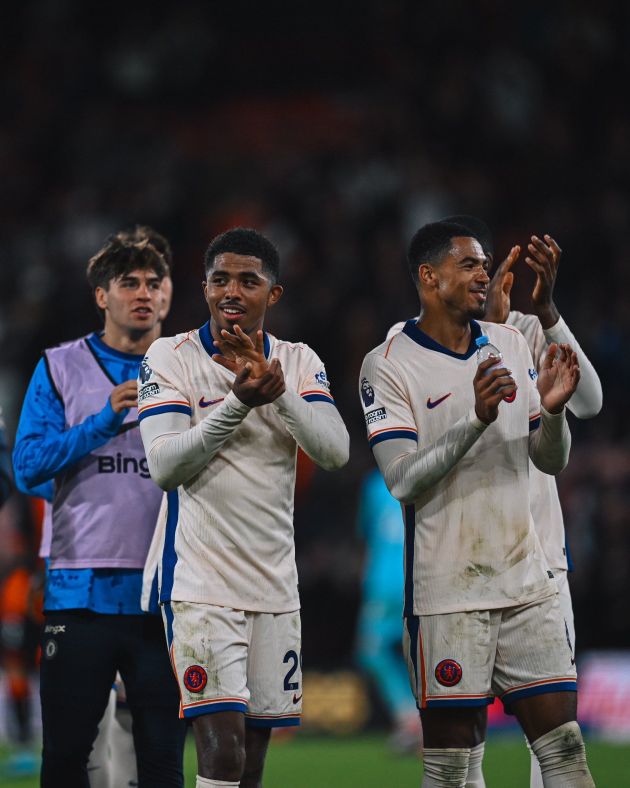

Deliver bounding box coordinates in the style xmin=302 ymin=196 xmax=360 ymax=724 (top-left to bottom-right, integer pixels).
xmin=94 ymin=286 xmax=108 ymax=311
xmin=418 ymin=263 xmax=436 ymax=288
xmin=267 ymin=284 xmax=283 ymax=307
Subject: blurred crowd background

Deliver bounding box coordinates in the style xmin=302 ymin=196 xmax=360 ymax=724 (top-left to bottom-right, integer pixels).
xmin=1 ymin=0 xmax=629 ymax=710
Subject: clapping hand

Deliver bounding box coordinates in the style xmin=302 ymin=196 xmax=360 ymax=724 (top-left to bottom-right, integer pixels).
xmin=212 ymin=326 xmax=285 ymax=406
xmin=537 ymin=343 xmax=580 ymax=414
xmin=525 ymin=235 xmax=561 ymax=329
xmin=213 ymin=326 xmax=269 ymax=378
xmin=484 ymin=245 xmax=520 ymax=324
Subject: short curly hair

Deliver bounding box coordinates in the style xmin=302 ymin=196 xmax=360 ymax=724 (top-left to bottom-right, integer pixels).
xmin=407 ymin=221 xmax=475 ymax=284
xmin=204 ymin=227 xmax=280 ymax=283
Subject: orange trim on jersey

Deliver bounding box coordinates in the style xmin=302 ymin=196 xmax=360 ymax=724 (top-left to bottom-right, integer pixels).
xmin=426 ymin=693 xmax=493 ymax=700
xmin=384 ymin=336 xmax=396 ymax=358
xmin=418 ymin=628 xmax=428 ymax=709
xmin=497 ymin=324 xmax=521 ymax=335
xmin=182 ymin=696 xmax=248 ymax=710
xmin=138 ymin=399 xmax=191 ymax=414
xmin=300 ymin=389 xmax=333 ymax=397
xmin=369 ymin=426 xmax=417 ymax=438
xmin=529 ymin=412 xmax=541 ymax=421
xmin=501 ymin=676 xmax=576 ymax=696
xmin=174 ymin=332 xmax=195 ymax=350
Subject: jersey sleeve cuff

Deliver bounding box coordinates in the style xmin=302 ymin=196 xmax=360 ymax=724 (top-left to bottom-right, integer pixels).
xmin=470 ymin=411 xmax=489 ymax=432
xmin=222 ymin=390 xmax=252 ymax=415
xmin=541 ymin=315 xmax=568 ymax=343
xmin=540 ymin=404 xmax=565 ymax=420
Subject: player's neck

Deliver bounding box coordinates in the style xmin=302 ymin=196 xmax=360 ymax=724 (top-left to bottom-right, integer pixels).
xmin=417 ymin=311 xmax=471 ymax=354
xmin=100 ymin=322 xmax=162 ymax=356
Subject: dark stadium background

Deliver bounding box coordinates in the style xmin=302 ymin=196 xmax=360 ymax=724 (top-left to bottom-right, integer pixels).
xmin=1 ymin=1 xmax=630 ymax=779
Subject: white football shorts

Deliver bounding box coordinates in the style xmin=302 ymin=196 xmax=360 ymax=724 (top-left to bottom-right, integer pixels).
xmin=403 ymin=591 xmax=577 ymax=709
xmin=163 ymin=601 xmax=302 ymax=727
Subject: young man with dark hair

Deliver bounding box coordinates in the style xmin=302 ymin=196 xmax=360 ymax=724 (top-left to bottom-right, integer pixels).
xmin=387 ymin=216 xmax=603 ymax=787
xmin=138 ymin=227 xmax=350 ymax=788
xmin=13 ymin=235 xmax=186 ymax=787
xmin=361 ymin=220 xmax=594 ymax=787
xmin=86 ymin=225 xmax=177 ymax=788
xmin=116 ymin=225 xmax=174 ymax=323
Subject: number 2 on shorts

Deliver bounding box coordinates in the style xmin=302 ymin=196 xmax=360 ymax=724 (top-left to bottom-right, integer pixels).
xmin=283 ymin=649 xmax=301 ymax=691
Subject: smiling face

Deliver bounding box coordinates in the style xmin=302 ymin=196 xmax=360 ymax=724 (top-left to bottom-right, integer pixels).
xmin=95 ymin=268 xmax=163 ymax=336
xmin=203 ymin=252 xmax=283 ymax=338
xmin=419 ymin=236 xmax=490 ymax=320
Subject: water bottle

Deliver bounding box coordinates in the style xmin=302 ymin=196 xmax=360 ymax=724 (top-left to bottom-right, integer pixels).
xmin=475 ymin=335 xmax=502 ymax=367
xmin=475 ymin=335 xmax=515 ymax=401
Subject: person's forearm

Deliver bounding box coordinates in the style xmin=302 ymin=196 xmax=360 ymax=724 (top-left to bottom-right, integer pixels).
xmin=12 ymin=401 xmax=126 ymax=490
xmin=272 ymin=391 xmax=349 ymax=471
xmin=141 ymin=392 xmax=251 ymax=490
xmin=543 ymin=316 xmax=603 ymax=418
xmin=528 ymin=406 xmax=571 ymax=474
xmin=374 ymin=409 xmax=487 ymax=503
xmin=534 ymin=301 xmax=560 ymax=330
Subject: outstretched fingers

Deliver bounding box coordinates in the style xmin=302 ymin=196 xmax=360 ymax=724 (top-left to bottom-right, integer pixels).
xmin=540 ymin=343 xmax=559 ymax=372
xmin=544 ymin=234 xmax=562 ymax=262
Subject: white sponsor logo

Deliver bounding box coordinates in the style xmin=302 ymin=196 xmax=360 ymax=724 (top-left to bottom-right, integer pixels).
xmin=44 ymin=639 xmax=58 ymax=659
xmin=139 ymin=382 xmax=160 ymax=402
xmin=365 ymin=407 xmax=387 ymax=425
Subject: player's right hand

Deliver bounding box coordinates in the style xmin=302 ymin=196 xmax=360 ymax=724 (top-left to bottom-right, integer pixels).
xmin=110 ymin=380 xmax=138 ymax=413
xmin=483 ymin=246 xmax=519 ymax=324
xmin=233 ymin=358 xmax=285 ymax=407
xmin=473 ymin=358 xmax=516 ymax=424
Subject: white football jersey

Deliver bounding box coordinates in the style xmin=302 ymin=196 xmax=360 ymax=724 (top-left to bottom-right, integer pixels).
xmin=138 ymin=322 xmax=335 ymax=614
xmin=360 ymin=319 xmax=555 ymax=616
xmin=387 ymin=313 xmax=569 ymax=572
xmin=507 ymin=311 xmax=567 ymax=570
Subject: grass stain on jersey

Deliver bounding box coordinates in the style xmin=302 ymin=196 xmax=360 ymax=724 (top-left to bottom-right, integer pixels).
xmin=464 ymin=563 xmax=498 ymax=578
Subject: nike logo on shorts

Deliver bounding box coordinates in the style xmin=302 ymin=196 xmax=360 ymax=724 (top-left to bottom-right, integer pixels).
xmin=426 ymin=393 xmax=452 ymax=409
xmin=199 ymin=396 xmax=224 ymax=408
xmin=292 ymin=693 xmax=302 ymax=704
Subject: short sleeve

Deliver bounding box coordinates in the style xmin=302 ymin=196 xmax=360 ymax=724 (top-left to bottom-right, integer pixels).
xmin=298 ymin=348 xmax=336 ymax=405
xmin=137 ymin=339 xmax=192 ymax=423
xmin=359 ymin=352 xmax=418 ymax=449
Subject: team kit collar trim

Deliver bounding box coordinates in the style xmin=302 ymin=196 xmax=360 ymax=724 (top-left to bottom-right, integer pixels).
xmin=198 ymin=321 xmax=271 ymax=360
xmin=402 ymin=319 xmax=483 ymax=360
xmin=88 ymin=332 xmax=146 ymax=361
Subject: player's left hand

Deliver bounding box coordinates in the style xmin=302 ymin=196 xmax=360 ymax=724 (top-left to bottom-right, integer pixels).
xmin=232 ymin=358 xmax=285 ymax=407
xmin=525 ymin=234 xmax=561 ymax=329
xmin=484 ymin=245 xmax=519 ymax=323
xmin=213 ymin=326 xmax=269 ymax=378
xmin=537 ymin=342 xmax=580 ymax=414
